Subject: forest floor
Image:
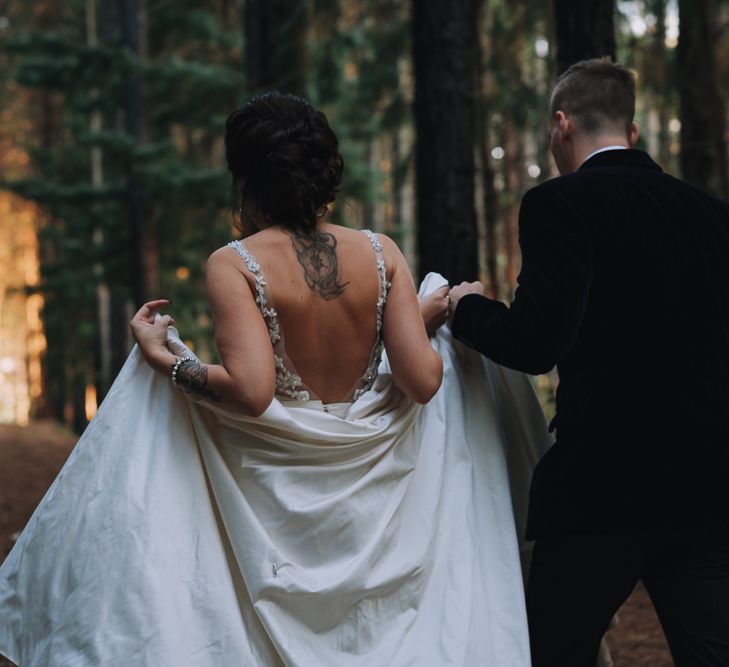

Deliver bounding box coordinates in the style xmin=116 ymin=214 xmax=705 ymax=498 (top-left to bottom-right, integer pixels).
xmin=0 ymin=420 xmax=673 ymax=667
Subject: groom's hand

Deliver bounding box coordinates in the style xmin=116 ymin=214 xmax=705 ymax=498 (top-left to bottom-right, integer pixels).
xmin=447 ymin=281 xmax=485 ymax=326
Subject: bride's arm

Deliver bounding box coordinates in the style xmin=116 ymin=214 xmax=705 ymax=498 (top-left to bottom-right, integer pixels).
xmin=419 ymin=286 xmax=450 ymax=336
xmin=132 ymin=250 xmax=275 ymax=417
xmin=379 ymin=235 xmax=443 ymax=403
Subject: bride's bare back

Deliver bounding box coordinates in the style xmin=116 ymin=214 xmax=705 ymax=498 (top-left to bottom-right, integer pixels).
xmin=235 ymin=223 xmax=384 ymax=403
xmin=205 ymin=221 xmax=442 ymax=410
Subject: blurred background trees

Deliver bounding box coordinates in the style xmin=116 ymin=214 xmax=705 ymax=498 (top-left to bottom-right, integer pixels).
xmin=553 ymin=0 xmax=616 ymax=74
xmin=677 ymin=0 xmax=728 ymax=198
xmin=0 ymin=0 xmax=724 ymax=432
xmin=412 ymin=0 xmax=478 ymax=284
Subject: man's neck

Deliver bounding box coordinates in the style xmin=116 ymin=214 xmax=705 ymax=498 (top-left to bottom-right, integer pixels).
xmin=582 ymin=144 xmax=628 ymax=165
xmin=572 ymin=137 xmax=630 ymax=171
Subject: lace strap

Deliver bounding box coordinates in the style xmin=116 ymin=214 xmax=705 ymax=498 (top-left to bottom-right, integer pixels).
xmin=227 ymin=240 xmax=281 ymax=345
xmin=361 ymin=230 xmax=390 ymax=334
xmin=349 ymin=230 xmax=390 ymax=402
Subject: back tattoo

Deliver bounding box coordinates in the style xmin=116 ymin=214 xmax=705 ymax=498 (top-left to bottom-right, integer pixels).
xmin=288 ymin=229 xmax=350 ymax=300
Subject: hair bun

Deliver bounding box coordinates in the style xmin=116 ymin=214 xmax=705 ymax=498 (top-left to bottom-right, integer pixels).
xmin=225 ymin=93 xmax=344 ymax=233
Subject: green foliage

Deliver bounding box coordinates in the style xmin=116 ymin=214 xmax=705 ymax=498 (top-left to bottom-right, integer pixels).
xmin=309 ymin=0 xmax=410 ymax=220
xmin=1 ymin=0 xmax=246 ymax=428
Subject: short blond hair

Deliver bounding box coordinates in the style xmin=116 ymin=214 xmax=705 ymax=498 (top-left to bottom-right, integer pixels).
xmin=550 ymin=58 xmax=636 ymax=138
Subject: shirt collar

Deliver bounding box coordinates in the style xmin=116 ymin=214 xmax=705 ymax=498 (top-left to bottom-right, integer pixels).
xmin=578 ymin=148 xmax=663 ymax=173
xmin=581 ymin=145 xmax=628 ymax=166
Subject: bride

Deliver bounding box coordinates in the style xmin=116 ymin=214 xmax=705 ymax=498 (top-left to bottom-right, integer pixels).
xmin=0 ymin=93 xmax=551 ymax=666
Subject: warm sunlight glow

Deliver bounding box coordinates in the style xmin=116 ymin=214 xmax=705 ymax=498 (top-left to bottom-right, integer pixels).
xmin=0 ymin=191 xmax=44 ymax=424
xmin=85 ymin=384 xmax=98 ymax=421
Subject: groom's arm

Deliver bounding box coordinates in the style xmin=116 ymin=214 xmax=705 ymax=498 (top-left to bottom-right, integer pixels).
xmin=451 ymin=184 xmax=593 ymax=375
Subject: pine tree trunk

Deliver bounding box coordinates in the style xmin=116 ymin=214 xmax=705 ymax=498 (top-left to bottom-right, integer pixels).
xmin=35 ymin=86 xmax=66 ymax=422
xmin=242 ymin=0 xmax=308 ymax=95
xmin=651 ymin=0 xmax=672 ymax=170
xmin=678 ymin=0 xmax=729 ymax=198
xmin=311 ymin=0 xmax=339 ymax=104
xmin=553 ymin=0 xmax=616 ymax=74
xmin=86 ymin=0 xmax=114 ymax=405
xmin=120 ymin=0 xmax=158 ymax=306
xmin=71 ymin=368 xmax=88 ymax=435
xmin=475 ymin=4 xmax=499 ymax=298
xmin=396 ymin=125 xmax=417 ymax=270
xmin=412 ymin=0 xmax=479 ymax=283
xmin=100 ymin=0 xmax=135 ymax=381
xmin=503 ymin=117 xmax=523 ymax=290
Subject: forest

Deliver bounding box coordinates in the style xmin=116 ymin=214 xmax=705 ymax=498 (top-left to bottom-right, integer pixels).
xmin=0 ymin=0 xmax=726 ymax=433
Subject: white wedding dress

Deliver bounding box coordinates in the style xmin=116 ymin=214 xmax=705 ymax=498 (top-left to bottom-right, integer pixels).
xmin=0 ymin=258 xmax=553 ymax=665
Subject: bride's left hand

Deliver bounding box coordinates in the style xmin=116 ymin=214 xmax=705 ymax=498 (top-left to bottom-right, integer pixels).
xmin=419 ymin=285 xmax=450 ymax=336
xmin=129 ymin=299 xmax=175 ymax=361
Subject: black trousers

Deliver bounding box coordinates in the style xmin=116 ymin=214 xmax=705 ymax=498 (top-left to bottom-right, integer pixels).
xmin=526 ymin=526 xmax=729 ymax=667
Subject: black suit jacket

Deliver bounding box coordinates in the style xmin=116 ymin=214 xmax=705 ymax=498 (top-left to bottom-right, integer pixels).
xmin=452 ymin=149 xmax=729 ymax=539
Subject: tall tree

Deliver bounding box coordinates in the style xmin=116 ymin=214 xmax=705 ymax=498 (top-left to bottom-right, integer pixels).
xmin=645 ymin=0 xmax=673 ymax=169
xmin=120 ymin=0 xmax=159 ymax=305
xmin=678 ymin=0 xmax=728 ymax=198
xmin=412 ymin=0 xmax=478 ymax=283
xmin=242 ymin=0 xmax=308 ymax=95
xmin=86 ymin=0 xmax=115 ymax=402
xmin=553 ymin=0 xmax=616 ymax=74
xmin=475 ymin=2 xmax=499 ymax=298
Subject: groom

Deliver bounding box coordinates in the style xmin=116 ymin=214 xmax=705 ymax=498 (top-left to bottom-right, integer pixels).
xmin=449 ymin=58 xmax=729 ymax=666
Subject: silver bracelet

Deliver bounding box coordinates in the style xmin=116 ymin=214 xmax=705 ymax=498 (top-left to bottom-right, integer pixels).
xmin=170 ymin=355 xmax=196 ymax=391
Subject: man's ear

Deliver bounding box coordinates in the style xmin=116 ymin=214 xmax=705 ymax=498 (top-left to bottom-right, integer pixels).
xmin=628 ymin=121 xmax=639 ymax=148
xmin=555 ymin=110 xmax=571 ymax=142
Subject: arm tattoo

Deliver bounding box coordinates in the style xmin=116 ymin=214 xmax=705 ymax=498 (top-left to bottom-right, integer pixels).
xmin=173 ymin=359 xmax=223 ymax=403
xmin=287 ymin=230 xmax=350 ymax=300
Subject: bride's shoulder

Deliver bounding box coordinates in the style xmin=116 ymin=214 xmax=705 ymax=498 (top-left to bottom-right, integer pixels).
xmin=335 ymin=226 xmax=398 ymax=257
xmin=340 ymin=226 xmax=402 ymax=276
xmin=363 ymin=231 xmax=405 ymax=276
xmin=368 ymin=231 xmax=397 ymax=252
xmin=207 ymin=243 xmax=240 ymax=267
xmin=207 ymin=229 xmax=272 ymax=264
xmin=206 ymin=240 xmax=257 ymax=277
xmin=205 ymin=244 xmax=258 ymax=307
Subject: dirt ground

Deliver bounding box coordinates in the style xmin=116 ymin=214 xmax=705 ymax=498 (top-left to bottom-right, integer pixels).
xmin=0 ymin=421 xmax=674 ymax=666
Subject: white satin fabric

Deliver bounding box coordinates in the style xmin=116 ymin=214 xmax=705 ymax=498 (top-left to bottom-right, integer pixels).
xmin=0 ymin=273 xmax=553 ymax=666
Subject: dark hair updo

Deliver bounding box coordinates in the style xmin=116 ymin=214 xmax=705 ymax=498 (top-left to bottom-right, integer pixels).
xmin=224 ymin=92 xmax=344 ymax=234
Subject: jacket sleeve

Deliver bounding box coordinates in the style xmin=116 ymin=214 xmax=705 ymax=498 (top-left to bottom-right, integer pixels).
xmin=451 ymin=184 xmax=593 ymax=375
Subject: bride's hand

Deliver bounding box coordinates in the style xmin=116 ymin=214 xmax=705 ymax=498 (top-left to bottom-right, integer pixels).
xmin=129 ymin=299 xmax=175 ymax=362
xmin=419 ymin=285 xmax=450 ymax=337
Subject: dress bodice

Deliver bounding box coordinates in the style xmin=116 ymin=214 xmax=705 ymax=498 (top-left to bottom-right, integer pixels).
xmin=226 ymin=229 xmax=390 ymax=403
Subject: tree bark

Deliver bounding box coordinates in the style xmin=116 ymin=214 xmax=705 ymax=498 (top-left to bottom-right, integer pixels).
xmin=553 ymin=0 xmax=616 ymax=75
xmin=242 ymin=0 xmax=308 ymax=95
xmin=412 ymin=0 xmax=479 ymax=283
xmin=86 ymin=0 xmax=115 ymax=406
xmin=119 ymin=0 xmax=158 ymax=306
xmin=502 ymin=117 xmax=523 ymax=291
xmin=475 ymin=3 xmax=499 ymax=298
xmin=678 ymin=0 xmax=729 ymax=198
xmin=651 ymin=0 xmax=672 ymax=170
xmin=35 ymin=85 xmax=64 ymax=421
xmin=311 ymin=0 xmax=339 ymax=104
